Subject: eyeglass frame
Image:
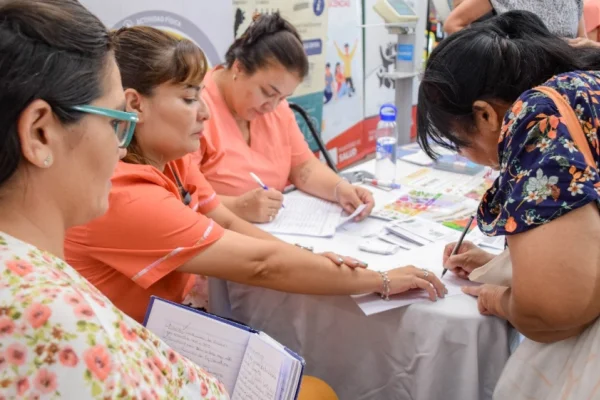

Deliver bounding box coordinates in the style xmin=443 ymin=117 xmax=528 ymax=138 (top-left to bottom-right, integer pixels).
xmin=70 ymin=105 xmax=138 ymax=148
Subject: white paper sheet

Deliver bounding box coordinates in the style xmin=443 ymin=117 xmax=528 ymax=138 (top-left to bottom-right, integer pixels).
xmin=259 ymin=192 xmax=343 ymax=237
xmin=352 ymin=242 xmax=481 ymax=315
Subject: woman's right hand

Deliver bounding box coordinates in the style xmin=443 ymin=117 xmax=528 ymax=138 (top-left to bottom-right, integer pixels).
xmin=235 ymin=188 xmax=284 ymax=223
xmin=442 ymin=241 xmax=495 ymax=279
xmin=385 ymin=266 xmax=448 ymax=301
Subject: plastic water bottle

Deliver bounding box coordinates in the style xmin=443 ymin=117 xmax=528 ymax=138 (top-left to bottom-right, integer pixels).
xmin=375 ymin=104 xmax=398 ymax=182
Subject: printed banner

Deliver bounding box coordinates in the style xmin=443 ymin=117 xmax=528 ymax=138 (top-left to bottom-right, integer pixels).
xmin=321 ymin=0 xmax=365 ymax=168
xmin=81 ymin=1 xmax=233 ymax=68
xmin=233 ymin=0 xmax=329 ymax=152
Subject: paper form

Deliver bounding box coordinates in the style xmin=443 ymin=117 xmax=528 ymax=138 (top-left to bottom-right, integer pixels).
xmin=259 ymin=192 xmax=366 ymax=237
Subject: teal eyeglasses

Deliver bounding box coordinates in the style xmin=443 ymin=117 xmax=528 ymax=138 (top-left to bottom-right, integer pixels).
xmin=71 ymin=105 xmax=138 ymax=148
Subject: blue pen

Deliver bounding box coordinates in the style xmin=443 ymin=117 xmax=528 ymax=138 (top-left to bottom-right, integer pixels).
xmin=250 ymin=172 xmax=285 ymax=208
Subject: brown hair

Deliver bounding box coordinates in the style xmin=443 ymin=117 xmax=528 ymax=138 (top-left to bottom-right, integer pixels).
xmin=111 ymin=26 xmax=208 ymax=164
xmin=0 ymin=0 xmax=112 ymax=186
xmin=225 ymin=12 xmax=308 ymax=78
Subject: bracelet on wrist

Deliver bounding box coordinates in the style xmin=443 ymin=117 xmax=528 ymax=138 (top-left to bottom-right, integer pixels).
xmin=378 ymin=271 xmax=391 ymax=301
xmin=333 ymin=178 xmax=349 ymax=203
xmin=294 ymin=243 xmax=314 ymax=252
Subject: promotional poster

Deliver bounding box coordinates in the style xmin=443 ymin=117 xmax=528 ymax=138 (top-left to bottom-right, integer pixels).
xmin=81 ymin=1 xmax=233 ymax=68
xmin=321 ymin=0 xmax=365 ymax=168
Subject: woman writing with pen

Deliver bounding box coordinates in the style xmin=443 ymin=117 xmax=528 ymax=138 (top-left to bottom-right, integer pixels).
xmin=64 ymin=27 xmax=446 ymax=328
xmin=194 ymin=13 xmax=375 ymax=224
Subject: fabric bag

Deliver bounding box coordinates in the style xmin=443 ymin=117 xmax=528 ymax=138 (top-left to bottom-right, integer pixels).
xmin=489 ymin=85 xmax=600 ymax=400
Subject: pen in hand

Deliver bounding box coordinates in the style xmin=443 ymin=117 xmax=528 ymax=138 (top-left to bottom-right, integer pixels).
xmin=250 ymin=172 xmax=285 ymax=208
xmin=441 ymin=215 xmax=475 ymax=278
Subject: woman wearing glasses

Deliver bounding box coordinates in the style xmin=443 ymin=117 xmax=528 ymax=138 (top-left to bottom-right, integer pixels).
xmin=0 ymin=0 xmax=229 ymax=398
xmin=64 ymin=26 xmax=446 ymax=330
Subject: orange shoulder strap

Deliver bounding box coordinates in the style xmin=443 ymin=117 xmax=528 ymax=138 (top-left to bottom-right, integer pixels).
xmin=534 ymin=85 xmax=596 ymax=169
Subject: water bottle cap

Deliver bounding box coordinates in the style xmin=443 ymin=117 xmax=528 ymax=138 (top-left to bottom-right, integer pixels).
xmin=379 ymin=103 xmax=397 ymax=122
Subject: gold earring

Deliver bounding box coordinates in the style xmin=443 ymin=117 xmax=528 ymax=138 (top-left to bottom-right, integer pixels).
xmin=43 ymin=155 xmax=52 ymax=167
xmin=233 ymin=74 xmax=237 ymax=81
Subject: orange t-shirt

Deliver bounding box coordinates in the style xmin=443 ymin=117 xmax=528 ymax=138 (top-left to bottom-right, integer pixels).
xmin=64 ymin=154 xmax=224 ymax=323
xmin=194 ymin=68 xmax=315 ymax=195
xmin=585 ymin=0 xmax=600 ymax=39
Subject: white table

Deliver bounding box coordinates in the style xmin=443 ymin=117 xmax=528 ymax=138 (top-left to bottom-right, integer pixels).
xmin=210 ymin=160 xmax=517 ymax=400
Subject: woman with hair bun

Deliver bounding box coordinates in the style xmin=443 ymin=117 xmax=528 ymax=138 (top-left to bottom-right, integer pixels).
xmin=196 ymin=13 xmax=376 ymax=224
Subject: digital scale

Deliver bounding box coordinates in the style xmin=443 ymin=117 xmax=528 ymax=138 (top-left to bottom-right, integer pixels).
xmin=373 ymin=0 xmax=419 ymax=24
xmin=370 ymin=0 xmax=420 ymax=146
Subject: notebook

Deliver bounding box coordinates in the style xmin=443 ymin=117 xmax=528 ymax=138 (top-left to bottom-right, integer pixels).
xmin=143 ymin=297 xmax=305 ymax=400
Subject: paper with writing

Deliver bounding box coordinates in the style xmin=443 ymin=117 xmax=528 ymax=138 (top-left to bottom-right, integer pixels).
xmin=232 ymin=335 xmax=284 ymax=400
xmin=145 ymin=300 xmax=250 ymax=394
xmin=259 ymin=192 xmax=343 ymax=237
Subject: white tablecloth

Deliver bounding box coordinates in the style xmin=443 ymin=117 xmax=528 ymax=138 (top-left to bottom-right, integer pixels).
xmin=210 ymin=160 xmax=517 ymax=400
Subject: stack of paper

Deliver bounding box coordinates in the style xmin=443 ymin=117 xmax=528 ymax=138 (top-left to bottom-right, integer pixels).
xmin=385 ymin=217 xmax=457 ymax=246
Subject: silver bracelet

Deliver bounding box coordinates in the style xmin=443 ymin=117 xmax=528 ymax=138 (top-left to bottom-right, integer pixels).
xmin=378 ymin=271 xmax=391 ymax=301
xmin=295 ymin=243 xmax=314 ymax=252
xmin=333 ymin=179 xmax=349 ymax=203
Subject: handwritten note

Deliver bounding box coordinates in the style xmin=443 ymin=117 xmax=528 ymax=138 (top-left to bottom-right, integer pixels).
xmin=144 ymin=300 xmax=250 ymax=394
xmin=232 ymin=335 xmax=284 ymax=400
xmin=259 ymin=192 xmax=343 ymax=237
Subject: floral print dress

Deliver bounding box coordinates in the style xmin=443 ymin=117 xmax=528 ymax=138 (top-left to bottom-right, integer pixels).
xmin=479 ymin=70 xmax=600 ymax=235
xmin=0 ymin=232 xmax=229 ymax=399
xmin=478 ymin=71 xmax=600 ymax=399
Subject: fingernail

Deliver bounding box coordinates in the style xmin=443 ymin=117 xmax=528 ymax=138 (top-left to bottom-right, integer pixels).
xmin=445 ymin=288 xmax=449 ymax=295
xmin=363 ymin=262 xmax=369 ymax=268
xmin=337 ymin=258 xmax=344 ymax=264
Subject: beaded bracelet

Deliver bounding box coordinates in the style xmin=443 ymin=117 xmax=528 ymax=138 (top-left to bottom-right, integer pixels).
xmin=378 ymin=271 xmax=391 ymax=301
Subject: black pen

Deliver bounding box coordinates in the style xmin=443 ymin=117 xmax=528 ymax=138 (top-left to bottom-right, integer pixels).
xmin=441 ymin=215 xmax=475 ymax=278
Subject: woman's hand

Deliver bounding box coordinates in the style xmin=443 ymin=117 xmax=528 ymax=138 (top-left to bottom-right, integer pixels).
xmin=385 ymin=265 xmax=448 ymax=301
xmin=235 ymin=188 xmax=283 ymax=223
xmin=335 ymin=181 xmax=375 ymax=221
xmin=443 ymin=240 xmax=495 ymax=279
xmin=319 ymin=252 xmax=368 ymax=269
xmin=568 ymin=37 xmax=600 ymax=49
xmin=461 ymin=284 xmax=508 ymax=317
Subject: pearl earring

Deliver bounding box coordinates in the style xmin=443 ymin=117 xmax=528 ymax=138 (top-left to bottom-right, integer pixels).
xmin=43 ymin=155 xmax=52 ymax=167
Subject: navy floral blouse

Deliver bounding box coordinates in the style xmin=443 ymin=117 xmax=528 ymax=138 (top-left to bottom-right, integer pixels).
xmin=478 ymin=71 xmax=600 ymax=236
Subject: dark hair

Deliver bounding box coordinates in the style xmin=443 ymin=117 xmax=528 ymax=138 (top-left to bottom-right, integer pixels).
xmin=111 ymin=26 xmax=208 ymax=164
xmin=326 ymin=62 xmax=331 ymax=68
xmin=224 ymin=12 xmax=308 ymax=78
xmin=0 ymin=0 xmax=112 ymax=186
xmin=417 ymin=10 xmax=600 ymax=159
